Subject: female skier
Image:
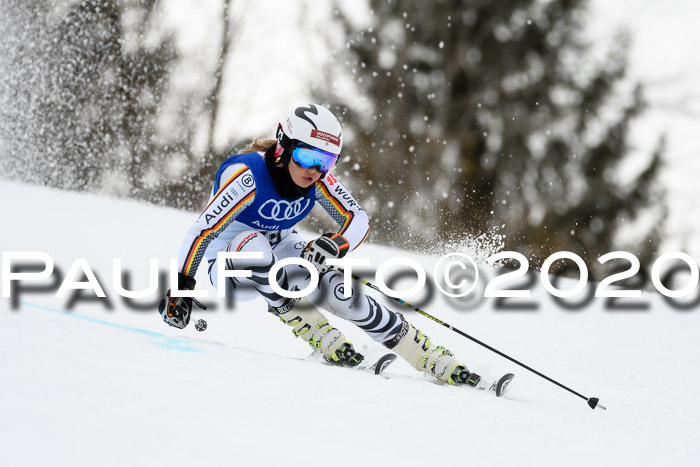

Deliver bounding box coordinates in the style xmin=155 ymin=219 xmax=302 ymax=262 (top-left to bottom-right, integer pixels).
xmin=158 ymin=104 xmax=480 ymax=386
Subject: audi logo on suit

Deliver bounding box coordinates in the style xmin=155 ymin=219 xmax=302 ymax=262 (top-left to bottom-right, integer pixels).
xmin=258 ymin=198 xmax=312 ymax=221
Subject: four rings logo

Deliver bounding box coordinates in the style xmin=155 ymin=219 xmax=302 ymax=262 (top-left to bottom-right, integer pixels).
xmin=258 ymin=198 xmax=311 ymax=221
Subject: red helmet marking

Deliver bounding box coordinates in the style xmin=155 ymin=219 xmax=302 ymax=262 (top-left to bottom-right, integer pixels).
xmin=311 ymin=129 xmax=341 ymax=146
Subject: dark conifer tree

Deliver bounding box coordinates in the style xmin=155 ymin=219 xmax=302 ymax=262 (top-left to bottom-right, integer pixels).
xmin=330 ymin=0 xmax=665 ymax=276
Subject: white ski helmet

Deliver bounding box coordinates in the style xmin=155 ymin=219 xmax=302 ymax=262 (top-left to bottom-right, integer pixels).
xmin=275 ymin=104 xmax=343 ymax=158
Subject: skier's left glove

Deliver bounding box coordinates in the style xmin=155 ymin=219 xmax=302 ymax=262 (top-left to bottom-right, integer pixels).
xmin=302 ymin=233 xmax=350 ymax=274
xmin=158 ymin=273 xmax=205 ymax=329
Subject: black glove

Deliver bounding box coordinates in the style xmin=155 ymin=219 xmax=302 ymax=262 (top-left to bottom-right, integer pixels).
xmin=301 ymin=233 xmax=350 ymax=274
xmin=158 ymin=273 xmax=204 ymax=329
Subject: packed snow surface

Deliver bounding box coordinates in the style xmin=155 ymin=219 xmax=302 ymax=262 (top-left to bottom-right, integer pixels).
xmin=1 ymin=180 xmax=699 ymax=466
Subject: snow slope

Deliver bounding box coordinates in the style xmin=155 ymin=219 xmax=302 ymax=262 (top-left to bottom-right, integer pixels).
xmin=1 ymin=180 xmax=700 ymax=466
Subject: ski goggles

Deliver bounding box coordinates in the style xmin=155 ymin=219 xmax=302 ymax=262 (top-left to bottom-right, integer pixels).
xmin=291 ymin=142 xmax=339 ymax=173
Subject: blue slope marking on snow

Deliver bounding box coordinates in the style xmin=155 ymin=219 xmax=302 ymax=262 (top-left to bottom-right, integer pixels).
xmin=3 ymin=298 xmax=206 ymax=353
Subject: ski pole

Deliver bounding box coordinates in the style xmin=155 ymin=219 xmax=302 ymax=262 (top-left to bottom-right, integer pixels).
xmin=345 ymin=270 xmax=606 ymax=411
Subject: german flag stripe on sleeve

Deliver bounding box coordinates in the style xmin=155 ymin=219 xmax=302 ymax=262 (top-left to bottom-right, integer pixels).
xmin=201 ymin=166 xmax=250 ymax=214
xmin=317 ymin=182 xmax=354 ymax=234
xmin=182 ymin=190 xmax=256 ymax=275
xmin=356 ymin=227 xmax=370 ymax=249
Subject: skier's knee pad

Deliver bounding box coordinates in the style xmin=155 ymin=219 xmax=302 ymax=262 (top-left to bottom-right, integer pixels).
xmin=208 ymin=230 xmax=275 ymax=298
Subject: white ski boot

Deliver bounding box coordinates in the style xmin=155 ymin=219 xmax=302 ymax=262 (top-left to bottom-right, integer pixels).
xmin=268 ymin=297 xmax=364 ymax=366
xmin=385 ymin=315 xmax=480 ymax=385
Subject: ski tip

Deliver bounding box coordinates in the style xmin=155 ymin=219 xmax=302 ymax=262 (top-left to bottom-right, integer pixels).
xmin=587 ymin=397 xmax=606 ymax=411
xmin=374 ymin=353 xmax=398 ymax=375
xmin=495 ymin=373 xmax=515 ymax=397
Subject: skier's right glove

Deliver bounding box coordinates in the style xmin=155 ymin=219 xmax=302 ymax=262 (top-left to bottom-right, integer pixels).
xmin=158 ymin=273 xmax=204 ymax=329
xmin=302 ymin=233 xmax=349 ymax=274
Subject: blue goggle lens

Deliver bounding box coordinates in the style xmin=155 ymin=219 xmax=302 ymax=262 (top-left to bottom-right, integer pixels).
xmin=291 ymin=143 xmax=338 ymax=173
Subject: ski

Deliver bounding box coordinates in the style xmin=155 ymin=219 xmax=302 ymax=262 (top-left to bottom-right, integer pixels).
xmin=370 ymin=353 xmax=398 ymax=375
xmin=474 ymin=373 xmax=515 ymax=397
xmin=311 ymin=352 xmax=398 ymax=376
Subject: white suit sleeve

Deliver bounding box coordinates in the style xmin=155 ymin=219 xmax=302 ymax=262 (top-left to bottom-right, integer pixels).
xmin=314 ymin=173 xmax=370 ymax=251
xmin=178 ymin=164 xmax=256 ymax=276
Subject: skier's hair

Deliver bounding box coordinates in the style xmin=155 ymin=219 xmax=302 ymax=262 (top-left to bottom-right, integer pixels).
xmin=241 ymin=138 xmax=277 ymax=153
